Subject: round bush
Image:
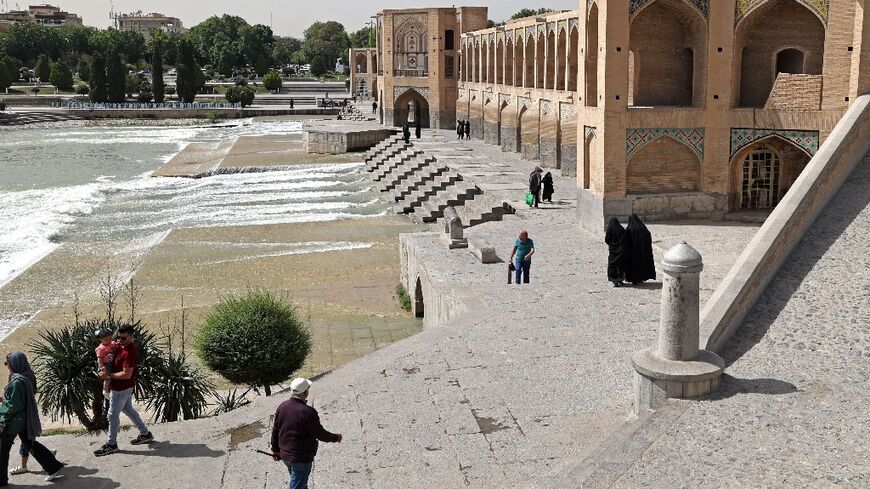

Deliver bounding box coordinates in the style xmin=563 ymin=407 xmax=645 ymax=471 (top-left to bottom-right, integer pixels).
xmin=196 ymin=290 xmax=311 ymax=395
xmin=74 ymin=84 xmax=90 ymax=95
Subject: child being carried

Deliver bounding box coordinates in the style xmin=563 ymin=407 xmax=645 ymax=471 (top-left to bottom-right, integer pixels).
xmin=95 ymin=328 xmax=119 ymax=398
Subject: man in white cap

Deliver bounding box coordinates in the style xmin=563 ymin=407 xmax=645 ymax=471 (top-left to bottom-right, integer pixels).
xmin=271 ymin=378 xmax=342 ymax=489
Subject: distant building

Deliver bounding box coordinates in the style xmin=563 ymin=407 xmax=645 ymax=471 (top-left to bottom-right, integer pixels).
xmin=115 ymin=11 xmax=187 ymax=39
xmin=0 ymin=4 xmax=83 ymax=31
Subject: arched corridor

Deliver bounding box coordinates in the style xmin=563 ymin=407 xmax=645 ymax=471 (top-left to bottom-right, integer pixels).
xmin=394 ymin=89 xmax=430 ymax=128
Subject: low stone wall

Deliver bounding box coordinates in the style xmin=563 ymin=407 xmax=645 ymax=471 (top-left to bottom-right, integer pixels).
xmin=576 ymin=190 xmax=728 ymax=234
xmin=701 ymin=94 xmax=870 ymax=353
xmin=400 ymin=233 xmax=478 ymax=329
xmin=303 ymin=127 xmax=398 ymax=154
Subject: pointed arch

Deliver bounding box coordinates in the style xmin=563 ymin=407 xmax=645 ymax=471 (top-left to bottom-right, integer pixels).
xmin=729 ymin=134 xmax=812 ymax=210
xmin=496 ymin=38 xmax=505 ymax=85
xmin=585 ymin=3 xmax=599 ymax=106
xmin=505 ymin=36 xmax=514 ymax=86
xmin=627 ymin=135 xmax=702 ymax=194
xmin=524 ymin=35 xmax=535 ymax=88
xmin=514 ymin=35 xmax=525 ymax=87
xmin=536 ymin=30 xmax=547 ymax=89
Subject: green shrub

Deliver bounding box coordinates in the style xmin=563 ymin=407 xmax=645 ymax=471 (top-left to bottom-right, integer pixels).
xmin=262 ymin=69 xmax=282 ymax=92
xmin=196 ymin=290 xmax=311 ymax=396
xmin=224 ymin=85 xmax=256 ymax=108
xmin=206 ymin=111 xmax=221 ymax=123
xmin=74 ymin=83 xmax=90 ymax=95
xmin=396 ymin=283 xmax=412 ymax=312
xmin=212 ymin=388 xmax=251 ymax=415
xmin=144 ymin=352 xmax=213 ymax=423
xmin=49 ymin=60 xmax=73 ymax=90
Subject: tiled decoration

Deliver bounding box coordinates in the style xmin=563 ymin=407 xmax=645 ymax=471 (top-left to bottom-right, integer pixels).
xmin=630 ymin=0 xmax=709 ymax=18
xmin=736 ymin=0 xmax=829 ymax=25
xmin=729 ymin=128 xmax=819 ymax=157
xmin=394 ymin=87 xmax=430 ymax=104
xmin=584 ymin=126 xmax=597 ymax=140
xmin=626 ymin=128 xmax=705 ymax=161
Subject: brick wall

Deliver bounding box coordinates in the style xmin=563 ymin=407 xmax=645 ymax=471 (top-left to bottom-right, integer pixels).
xmin=764 ymin=74 xmax=823 ymax=110
xmin=626 ymin=137 xmax=700 ymax=194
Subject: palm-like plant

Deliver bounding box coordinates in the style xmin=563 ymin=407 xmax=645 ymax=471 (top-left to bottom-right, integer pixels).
xmin=29 ymin=319 xmax=162 ymax=431
xmin=145 ymin=352 xmax=213 ymax=423
xmin=212 ymin=388 xmax=252 ymax=416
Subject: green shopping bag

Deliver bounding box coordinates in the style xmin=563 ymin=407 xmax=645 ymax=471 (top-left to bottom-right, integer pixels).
xmin=525 ymin=192 xmax=534 ymax=206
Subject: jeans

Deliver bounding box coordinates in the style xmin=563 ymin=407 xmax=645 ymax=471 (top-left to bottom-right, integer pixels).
xmin=0 ymin=433 xmax=63 ymax=485
xmin=515 ymin=258 xmax=531 ymax=284
xmin=107 ymin=387 xmax=149 ymax=445
xmin=284 ymin=461 xmax=312 ymax=489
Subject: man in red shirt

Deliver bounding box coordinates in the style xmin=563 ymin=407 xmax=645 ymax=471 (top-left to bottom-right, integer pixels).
xmin=93 ymin=324 xmax=154 ymax=456
xmin=271 ymin=378 xmax=342 ymax=489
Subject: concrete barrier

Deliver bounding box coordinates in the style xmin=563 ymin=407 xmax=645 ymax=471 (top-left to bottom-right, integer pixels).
xmin=700 ymin=94 xmax=870 ymax=353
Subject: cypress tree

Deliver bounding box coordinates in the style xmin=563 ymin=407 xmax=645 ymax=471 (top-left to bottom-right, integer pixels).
xmin=34 ymin=54 xmax=51 ymax=82
xmin=106 ymin=51 xmax=126 ymax=103
xmin=49 ymin=60 xmax=74 ymax=91
xmin=76 ymin=58 xmax=90 ymax=82
xmin=176 ymin=39 xmax=204 ymax=103
xmin=0 ymin=64 xmax=12 ymax=92
xmin=151 ymin=46 xmax=165 ymax=103
xmin=89 ymin=54 xmax=107 ymax=103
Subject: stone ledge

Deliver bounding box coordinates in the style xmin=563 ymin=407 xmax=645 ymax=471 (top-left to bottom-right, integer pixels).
xmin=631 ymin=348 xmax=724 ymax=382
xmin=468 ymin=239 xmax=498 ymax=263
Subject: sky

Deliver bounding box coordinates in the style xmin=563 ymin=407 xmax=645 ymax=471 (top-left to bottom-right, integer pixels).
xmin=24 ymin=0 xmax=579 ymax=37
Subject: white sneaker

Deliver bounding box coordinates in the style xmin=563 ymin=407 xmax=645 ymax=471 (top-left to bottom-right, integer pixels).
xmin=10 ymin=465 xmax=28 ymax=475
xmin=45 ymin=466 xmax=65 ymax=482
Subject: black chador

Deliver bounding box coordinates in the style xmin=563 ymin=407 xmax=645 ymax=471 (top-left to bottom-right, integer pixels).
xmin=622 ymin=214 xmax=656 ymax=284
xmin=604 ymin=217 xmax=626 ymax=287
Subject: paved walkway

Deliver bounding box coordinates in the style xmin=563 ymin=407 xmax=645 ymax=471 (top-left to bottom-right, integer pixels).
xmin=15 ymin=128 xmax=763 ymax=488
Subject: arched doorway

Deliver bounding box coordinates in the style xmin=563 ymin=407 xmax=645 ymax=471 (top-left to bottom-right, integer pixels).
xmin=735 ymin=0 xmax=825 ymax=107
xmin=514 ymin=35 xmax=524 ymax=86
xmin=536 ymin=31 xmax=546 ymax=89
xmin=583 ymin=130 xmax=595 ymax=190
xmin=394 ymin=89 xmax=430 ymax=128
xmin=504 ymin=37 xmax=514 ymax=86
xmin=355 ymin=53 xmax=368 ymax=74
xmin=546 ymin=29 xmax=556 ymax=90
xmin=568 ymin=25 xmax=578 ymax=92
xmin=585 ymin=3 xmax=599 ymax=106
xmin=496 ymin=39 xmax=504 ymax=85
xmin=629 ymin=0 xmax=707 ymax=106
xmin=731 ymin=137 xmax=811 ymax=209
xmin=414 ymin=277 xmax=424 ymax=318
xmin=556 ymin=27 xmax=567 ymax=91
xmin=487 ymin=41 xmax=495 ymax=83
xmin=524 ymin=37 xmax=535 ymax=88
xmin=776 ymin=48 xmax=805 ymax=75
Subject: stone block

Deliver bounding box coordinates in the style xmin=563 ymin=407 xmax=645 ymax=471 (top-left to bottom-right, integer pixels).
xmin=469 ymin=239 xmax=498 ymax=263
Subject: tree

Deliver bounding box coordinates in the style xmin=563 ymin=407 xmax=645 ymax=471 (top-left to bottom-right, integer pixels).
xmin=88 ymin=54 xmax=107 ymax=102
xmin=224 ymin=85 xmax=256 ymax=107
xmin=196 ymin=290 xmax=311 ymax=396
xmin=271 ymin=43 xmax=291 ymax=67
xmin=240 ymin=24 xmax=274 ymax=70
xmin=511 ymin=8 xmax=553 ymax=20
xmin=76 ymin=58 xmax=90 ymax=82
xmin=49 ymin=59 xmax=73 ymax=90
xmin=106 ymin=51 xmax=126 ymax=103
xmin=34 ymin=54 xmax=51 ymax=82
xmin=349 ymin=27 xmax=375 ymax=48
xmin=301 ymin=21 xmax=350 ymax=76
xmin=189 ymin=15 xmax=249 ymax=67
xmin=262 ymin=69 xmax=282 ymax=92
xmin=151 ymin=45 xmax=165 ymax=103
xmin=0 ymin=64 xmax=12 ymax=92
xmin=176 ymin=39 xmax=204 ymax=103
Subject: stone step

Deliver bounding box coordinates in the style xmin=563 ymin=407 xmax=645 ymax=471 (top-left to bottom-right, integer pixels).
xmin=415 ymin=183 xmax=482 ymax=223
xmin=397 ymin=177 xmax=478 ymax=215
xmin=364 ymin=136 xmax=403 ymax=163
xmin=389 ymin=166 xmax=455 ymax=202
xmin=376 ymin=156 xmax=436 ymax=192
xmin=373 ymin=149 xmax=424 ymax=181
xmin=365 ymin=142 xmax=410 ymax=172
xmin=452 ymin=193 xmax=511 ymax=227
xmin=393 ymin=170 xmax=460 ymax=208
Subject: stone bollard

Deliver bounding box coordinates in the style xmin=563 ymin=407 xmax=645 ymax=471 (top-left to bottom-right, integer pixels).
xmin=631 ymin=242 xmax=724 ymax=414
xmin=442 ymin=207 xmax=468 ymax=249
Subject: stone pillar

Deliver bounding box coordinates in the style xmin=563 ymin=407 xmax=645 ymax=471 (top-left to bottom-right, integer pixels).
xmin=631 ymin=242 xmax=724 ymax=414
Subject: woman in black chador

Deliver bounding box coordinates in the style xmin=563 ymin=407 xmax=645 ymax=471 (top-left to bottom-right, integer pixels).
xmin=622 ymin=214 xmax=656 ymax=285
xmin=541 ymin=171 xmax=554 ymax=203
xmin=402 ymin=123 xmax=411 ymax=144
xmin=604 ymin=217 xmax=626 ymax=287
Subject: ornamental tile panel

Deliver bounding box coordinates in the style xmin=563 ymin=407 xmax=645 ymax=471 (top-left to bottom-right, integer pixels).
xmin=560 ymin=102 xmax=576 ymax=121
xmin=505 ymin=31 xmax=513 ymax=42
xmin=489 ymin=33 xmax=495 ymax=44
xmin=631 ymin=0 xmax=709 ymax=18
xmin=499 ymin=93 xmax=512 ymax=106
xmin=626 ymin=128 xmax=705 ymax=161
xmin=548 ymin=22 xmax=556 ymax=34
xmin=584 ymin=125 xmax=597 ymax=139
xmin=540 ymin=100 xmax=553 ymax=115
xmin=736 ymin=0 xmax=828 ymax=25
xmin=525 ymin=26 xmax=536 ymax=39
xmin=729 ymin=128 xmax=819 ymax=157
xmin=537 ymin=24 xmax=547 ymax=37
xmin=517 ymin=96 xmax=532 ymax=110
xmin=394 ymin=86 xmax=430 ymax=104
xmin=570 ymin=18 xmax=580 ymax=32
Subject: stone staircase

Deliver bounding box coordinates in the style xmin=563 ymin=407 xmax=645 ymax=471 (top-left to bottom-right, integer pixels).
xmin=0 ymin=110 xmax=84 ymax=126
xmin=364 ymin=134 xmax=514 ymax=228
xmin=340 ymin=104 xmax=373 ymax=121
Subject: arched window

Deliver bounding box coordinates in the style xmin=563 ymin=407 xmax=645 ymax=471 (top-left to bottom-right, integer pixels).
xmin=585 ymin=4 xmax=599 ymax=106
xmin=394 ymin=16 xmax=429 ymax=77
xmin=776 ymin=48 xmax=805 ymax=75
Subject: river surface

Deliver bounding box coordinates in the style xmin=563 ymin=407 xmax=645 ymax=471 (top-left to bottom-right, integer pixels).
xmin=0 ymin=120 xmax=386 ymax=338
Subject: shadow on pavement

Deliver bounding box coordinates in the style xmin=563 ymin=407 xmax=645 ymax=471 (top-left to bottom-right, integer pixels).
xmin=50 ymin=466 xmax=121 ymax=489
xmin=121 ymin=441 xmax=225 ymax=459
xmin=708 ymin=374 xmax=799 ymax=400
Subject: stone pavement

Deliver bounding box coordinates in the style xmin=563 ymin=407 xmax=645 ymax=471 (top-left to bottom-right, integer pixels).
xmin=13 ymin=128 xmax=767 ymax=488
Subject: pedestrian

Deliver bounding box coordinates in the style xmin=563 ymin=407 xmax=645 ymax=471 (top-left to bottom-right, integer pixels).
xmin=509 ymin=230 xmax=535 ymax=284
xmin=529 ymin=167 xmax=543 ymax=208
xmin=622 ymin=214 xmax=656 ymax=285
xmin=402 ymin=123 xmax=411 ymax=144
xmin=605 ymin=217 xmax=627 ymax=287
xmin=372 ymin=101 xmax=378 ymax=114
xmin=271 ymin=378 xmax=342 ymax=489
xmin=93 ymin=324 xmax=154 ymax=457
xmin=0 ymin=352 xmax=65 ymax=484
xmin=464 ymin=120 xmax=470 ymax=139
xmin=290 ymin=98 xmax=294 ymax=109
xmin=415 ymin=119 xmax=421 ymax=139
xmin=457 ymin=120 xmax=464 ymax=139
xmin=542 ymin=171 xmax=554 ymax=203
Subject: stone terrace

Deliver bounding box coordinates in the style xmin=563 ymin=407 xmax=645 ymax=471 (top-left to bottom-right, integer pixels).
xmin=15 ymin=128 xmax=765 ymax=488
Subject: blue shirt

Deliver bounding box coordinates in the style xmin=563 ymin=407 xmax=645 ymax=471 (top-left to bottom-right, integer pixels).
xmin=514 ymin=238 xmax=534 ymax=261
